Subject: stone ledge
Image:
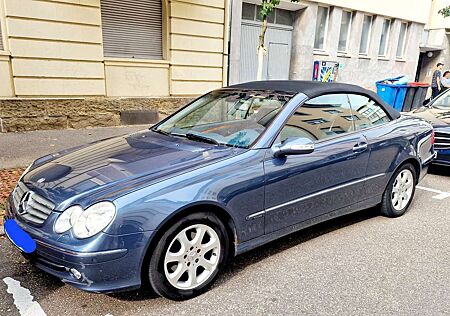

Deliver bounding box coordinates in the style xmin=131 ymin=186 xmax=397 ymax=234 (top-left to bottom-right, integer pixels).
xmin=0 ymin=97 xmax=192 ymax=132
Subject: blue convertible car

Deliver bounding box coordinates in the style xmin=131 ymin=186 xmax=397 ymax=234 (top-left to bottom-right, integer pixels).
xmin=5 ymin=81 xmax=435 ymax=300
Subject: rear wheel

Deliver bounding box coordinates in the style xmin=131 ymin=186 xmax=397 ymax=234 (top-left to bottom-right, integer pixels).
xmin=148 ymin=212 xmax=229 ymax=300
xmin=381 ymin=163 xmax=417 ymax=217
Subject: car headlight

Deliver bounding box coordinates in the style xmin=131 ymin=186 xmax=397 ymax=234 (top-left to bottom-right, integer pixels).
xmin=72 ymin=202 xmax=116 ymax=239
xmin=54 ymin=205 xmax=83 ymax=234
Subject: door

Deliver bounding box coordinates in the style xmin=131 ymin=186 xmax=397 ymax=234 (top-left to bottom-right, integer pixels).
xmin=239 ymin=22 xmax=292 ymax=82
xmin=347 ymin=94 xmax=403 ymax=199
xmin=264 ymin=94 xmax=370 ymax=234
xmin=267 ymin=42 xmax=290 ymax=80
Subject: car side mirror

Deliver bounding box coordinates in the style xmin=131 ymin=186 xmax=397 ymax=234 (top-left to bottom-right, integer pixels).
xmin=272 ymin=137 xmax=315 ymax=158
xmin=422 ymin=98 xmax=434 ymax=108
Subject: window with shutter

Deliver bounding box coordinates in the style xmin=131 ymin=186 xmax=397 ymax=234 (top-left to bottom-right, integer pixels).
xmin=101 ymin=0 xmax=163 ymax=60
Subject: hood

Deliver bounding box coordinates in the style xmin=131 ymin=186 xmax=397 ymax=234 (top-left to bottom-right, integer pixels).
xmin=22 ymin=130 xmax=243 ymax=207
xmin=408 ymin=106 xmax=450 ymax=126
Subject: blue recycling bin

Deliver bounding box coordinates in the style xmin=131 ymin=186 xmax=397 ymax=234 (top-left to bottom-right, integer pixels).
xmin=376 ymin=76 xmax=409 ymax=111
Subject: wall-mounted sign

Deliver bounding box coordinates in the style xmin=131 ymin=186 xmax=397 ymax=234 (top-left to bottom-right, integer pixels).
xmin=312 ymin=61 xmax=340 ymax=82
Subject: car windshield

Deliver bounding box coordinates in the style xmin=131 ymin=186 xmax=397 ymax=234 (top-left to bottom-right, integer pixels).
xmin=433 ymin=89 xmax=450 ymax=109
xmin=153 ymin=90 xmax=292 ymax=148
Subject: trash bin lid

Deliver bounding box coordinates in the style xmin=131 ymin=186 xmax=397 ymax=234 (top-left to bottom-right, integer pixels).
xmin=408 ymin=82 xmax=430 ymax=87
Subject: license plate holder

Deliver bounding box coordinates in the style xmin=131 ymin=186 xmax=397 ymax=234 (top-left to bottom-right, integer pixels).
xmin=4 ymin=219 xmax=36 ymax=254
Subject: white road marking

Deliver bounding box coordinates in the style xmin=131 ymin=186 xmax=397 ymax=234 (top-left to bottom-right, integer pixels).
xmin=417 ymin=186 xmax=450 ymax=200
xmin=3 ymin=277 xmax=46 ymax=316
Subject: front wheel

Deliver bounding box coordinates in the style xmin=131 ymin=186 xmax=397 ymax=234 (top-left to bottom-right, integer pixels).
xmin=148 ymin=212 xmax=229 ymax=300
xmin=381 ymin=163 xmax=417 ymax=217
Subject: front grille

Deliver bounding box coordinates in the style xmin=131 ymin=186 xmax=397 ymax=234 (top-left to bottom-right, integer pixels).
xmin=12 ymin=182 xmax=55 ymax=225
xmin=434 ymin=131 xmax=450 ymax=150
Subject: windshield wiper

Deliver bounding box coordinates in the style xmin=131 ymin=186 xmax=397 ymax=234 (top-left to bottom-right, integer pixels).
xmin=153 ymin=129 xmax=223 ymax=146
xmin=185 ymin=133 xmax=221 ymax=145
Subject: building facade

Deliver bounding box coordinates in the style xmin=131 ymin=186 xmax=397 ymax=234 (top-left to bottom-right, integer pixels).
xmin=0 ymin=0 xmax=229 ymax=98
xmin=229 ymin=0 xmax=432 ymax=89
xmin=0 ymin=0 xmax=229 ymax=131
xmin=0 ymin=0 xmax=439 ymax=132
xmin=418 ymin=0 xmax=450 ymax=83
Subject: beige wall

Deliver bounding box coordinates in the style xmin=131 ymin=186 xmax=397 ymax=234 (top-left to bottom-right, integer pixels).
xmin=427 ymin=0 xmax=450 ymax=29
xmin=104 ymin=59 xmax=170 ymax=97
xmin=0 ymin=0 xmax=228 ymax=98
xmin=169 ymin=0 xmax=227 ymax=96
xmin=0 ymin=0 xmax=13 ymax=97
xmin=0 ymin=54 xmax=13 ymax=97
xmin=2 ymin=0 xmax=105 ymax=97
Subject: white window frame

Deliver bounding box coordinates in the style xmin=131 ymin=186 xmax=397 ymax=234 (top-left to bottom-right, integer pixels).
xmin=338 ymin=10 xmax=353 ymax=53
xmin=378 ymin=18 xmax=392 ymax=57
xmin=359 ymin=14 xmax=373 ymax=55
xmin=314 ymin=5 xmax=330 ymax=51
xmin=396 ymin=21 xmax=409 ymax=59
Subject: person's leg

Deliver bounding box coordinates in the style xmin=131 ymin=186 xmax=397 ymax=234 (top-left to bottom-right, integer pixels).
xmin=432 ymin=87 xmax=439 ymax=99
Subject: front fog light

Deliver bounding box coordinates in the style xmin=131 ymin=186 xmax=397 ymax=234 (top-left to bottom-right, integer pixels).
xmin=70 ymin=268 xmax=82 ymax=280
xmin=73 ymin=202 xmax=116 ymax=239
xmin=54 ymin=206 xmax=83 ymax=234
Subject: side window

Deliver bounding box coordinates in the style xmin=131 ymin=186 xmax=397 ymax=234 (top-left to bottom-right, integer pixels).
xmin=348 ymin=94 xmax=390 ymax=130
xmin=278 ymin=94 xmax=355 ymax=143
xmin=432 ymin=89 xmax=450 ymax=109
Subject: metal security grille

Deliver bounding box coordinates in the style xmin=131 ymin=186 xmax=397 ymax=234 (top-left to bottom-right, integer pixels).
xmin=12 ymin=182 xmax=55 ymax=226
xmin=101 ymin=0 xmax=163 ymax=59
xmin=0 ymin=22 xmax=4 ymax=51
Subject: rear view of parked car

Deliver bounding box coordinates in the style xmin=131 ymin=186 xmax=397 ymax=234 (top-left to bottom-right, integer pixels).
xmin=5 ymin=81 xmax=434 ymax=300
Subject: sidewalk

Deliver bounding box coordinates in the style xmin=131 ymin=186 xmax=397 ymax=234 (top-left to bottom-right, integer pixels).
xmin=0 ymin=125 xmax=147 ymax=231
xmin=0 ymin=125 xmax=147 ymax=169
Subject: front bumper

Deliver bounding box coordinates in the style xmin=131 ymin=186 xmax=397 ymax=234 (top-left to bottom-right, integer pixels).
xmin=433 ymin=150 xmax=450 ymax=166
xmin=5 ymin=196 xmax=154 ymax=293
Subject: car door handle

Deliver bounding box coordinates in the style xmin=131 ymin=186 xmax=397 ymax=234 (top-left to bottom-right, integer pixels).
xmin=353 ymin=142 xmax=368 ymax=153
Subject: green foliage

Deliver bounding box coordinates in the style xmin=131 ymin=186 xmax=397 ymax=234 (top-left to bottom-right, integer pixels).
xmin=258 ymin=0 xmax=298 ymax=19
xmin=439 ymin=5 xmax=450 ymax=17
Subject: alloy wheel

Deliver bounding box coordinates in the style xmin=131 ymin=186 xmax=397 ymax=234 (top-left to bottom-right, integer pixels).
xmin=391 ymin=169 xmax=414 ymax=211
xmin=163 ymin=224 xmax=221 ymax=290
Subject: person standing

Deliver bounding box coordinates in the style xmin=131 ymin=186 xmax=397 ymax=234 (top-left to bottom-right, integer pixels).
xmin=431 ymin=63 xmax=444 ymax=99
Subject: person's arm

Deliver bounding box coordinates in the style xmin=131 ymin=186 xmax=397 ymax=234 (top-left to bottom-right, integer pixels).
xmin=437 ymin=75 xmax=442 ymax=90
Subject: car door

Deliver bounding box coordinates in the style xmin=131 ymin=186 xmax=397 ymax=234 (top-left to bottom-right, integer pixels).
xmin=347 ymin=94 xmax=405 ymax=200
xmin=264 ymin=94 xmax=370 ymax=234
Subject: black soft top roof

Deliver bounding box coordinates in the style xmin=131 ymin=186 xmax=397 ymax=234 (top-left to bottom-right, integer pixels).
xmin=227 ymin=80 xmax=400 ymax=119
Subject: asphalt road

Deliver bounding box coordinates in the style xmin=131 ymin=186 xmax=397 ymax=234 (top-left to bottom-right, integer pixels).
xmin=0 ymin=168 xmax=449 ymax=316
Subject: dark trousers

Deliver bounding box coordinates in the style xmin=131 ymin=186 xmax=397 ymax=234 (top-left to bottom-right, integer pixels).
xmin=432 ymin=87 xmax=441 ymax=99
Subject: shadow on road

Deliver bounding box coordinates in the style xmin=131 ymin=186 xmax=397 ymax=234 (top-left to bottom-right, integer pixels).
xmin=429 ymin=165 xmax=450 ymax=177
xmin=109 ymin=206 xmax=380 ymax=301
xmin=218 ymin=207 xmax=379 ymax=284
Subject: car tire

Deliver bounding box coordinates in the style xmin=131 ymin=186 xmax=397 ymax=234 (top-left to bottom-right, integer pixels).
xmin=380 ymin=163 xmax=417 ymax=218
xmin=148 ymin=212 xmax=229 ymax=301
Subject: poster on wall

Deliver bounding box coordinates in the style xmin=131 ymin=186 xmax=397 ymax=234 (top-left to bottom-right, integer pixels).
xmin=312 ymin=61 xmax=340 ymax=82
